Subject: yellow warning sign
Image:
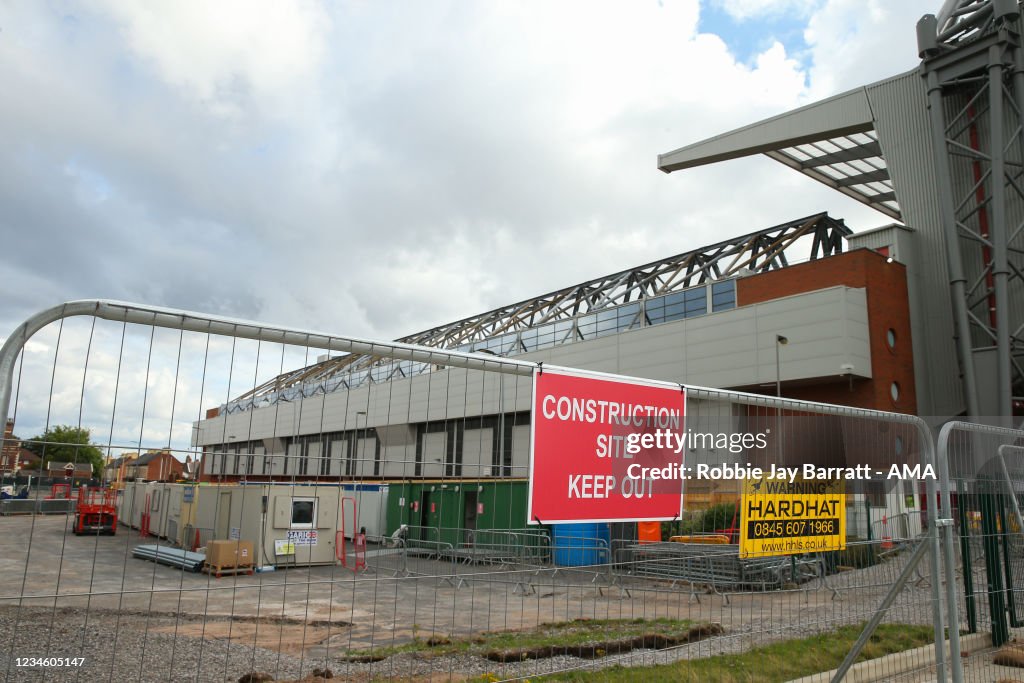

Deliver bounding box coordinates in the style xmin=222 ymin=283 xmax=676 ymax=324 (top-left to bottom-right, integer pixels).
xmin=739 ymin=476 xmax=846 ymax=558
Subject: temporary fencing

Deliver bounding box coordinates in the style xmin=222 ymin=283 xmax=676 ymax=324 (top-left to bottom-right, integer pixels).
xmin=0 ymin=299 xmax=1009 ymax=682
xmin=936 ymin=421 xmax=1024 ymax=682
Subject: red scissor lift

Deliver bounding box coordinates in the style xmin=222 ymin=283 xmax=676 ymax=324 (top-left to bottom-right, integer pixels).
xmin=74 ymin=486 xmax=117 ymax=535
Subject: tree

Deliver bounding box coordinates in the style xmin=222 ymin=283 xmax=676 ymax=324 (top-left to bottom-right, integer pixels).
xmin=24 ymin=425 xmax=104 ymax=478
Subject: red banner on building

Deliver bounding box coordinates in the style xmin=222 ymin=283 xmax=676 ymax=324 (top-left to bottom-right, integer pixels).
xmin=527 ymin=368 xmax=686 ymax=524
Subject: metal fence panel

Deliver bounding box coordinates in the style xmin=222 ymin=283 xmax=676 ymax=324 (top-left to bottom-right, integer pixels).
xmin=0 ymin=300 xmax=957 ymax=682
xmin=937 ymin=421 xmax=1024 ymax=683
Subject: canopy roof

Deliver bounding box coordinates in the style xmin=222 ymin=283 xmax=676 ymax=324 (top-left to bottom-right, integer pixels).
xmin=657 ymin=84 xmax=902 ymax=221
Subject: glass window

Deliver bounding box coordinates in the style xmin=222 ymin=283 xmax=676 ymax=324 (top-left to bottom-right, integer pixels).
xmin=554 ymin=319 xmax=575 ymax=344
xmin=533 ymin=322 xmax=557 ymax=350
xmin=595 ymin=308 xmax=619 ymax=337
xmin=518 ymin=319 xmax=576 ymax=351
xmin=644 ymin=298 xmax=663 ymax=325
xmin=684 ymin=286 xmax=708 ymax=317
xmin=370 ymin=363 xmax=394 ymax=382
xmin=711 ymin=280 xmax=736 ymax=312
xmin=479 ymin=332 xmax=519 ymax=355
xmin=291 ymin=498 xmax=316 ymax=528
xmin=501 ymin=333 xmax=518 ymax=354
xmin=618 ymin=303 xmax=641 ymax=332
xmin=577 ymin=313 xmax=597 ymax=340
xmin=646 ymin=290 xmax=694 ymax=325
xmin=519 ymin=327 xmax=539 ymax=352
xmin=404 ymin=361 xmax=428 ymax=377
xmin=663 ymin=292 xmax=687 ymax=322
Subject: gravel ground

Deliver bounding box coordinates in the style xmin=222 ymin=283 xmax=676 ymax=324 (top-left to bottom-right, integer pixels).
xmin=0 ymin=603 xmax=868 ymax=682
xmin=0 ymin=534 xmax=955 ymax=682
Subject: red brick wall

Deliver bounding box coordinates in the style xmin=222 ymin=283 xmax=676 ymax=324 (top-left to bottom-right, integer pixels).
xmin=1 ymin=420 xmax=17 ymax=472
xmin=736 ymin=249 xmax=917 ymax=413
xmin=143 ymin=453 xmax=184 ymax=481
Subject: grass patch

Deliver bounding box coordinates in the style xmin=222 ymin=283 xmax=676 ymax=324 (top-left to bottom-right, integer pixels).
xmin=542 ymin=623 xmax=936 ymax=682
xmin=341 ymin=618 xmax=705 ymax=661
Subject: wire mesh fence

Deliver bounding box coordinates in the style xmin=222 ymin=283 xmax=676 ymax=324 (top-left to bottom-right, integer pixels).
xmin=0 ymin=300 xmax=1004 ymax=682
xmin=935 ymin=421 xmax=1024 ymax=683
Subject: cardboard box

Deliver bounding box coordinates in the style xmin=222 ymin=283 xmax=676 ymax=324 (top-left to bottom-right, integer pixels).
xmin=205 ymin=540 xmax=254 ymax=568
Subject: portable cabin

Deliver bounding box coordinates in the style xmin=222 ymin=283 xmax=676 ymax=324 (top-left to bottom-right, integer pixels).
xmin=118 ymin=480 xmax=148 ymax=530
xmin=115 ymin=481 xmax=133 ymax=528
xmin=190 ymin=483 xmax=239 ymax=548
xmin=339 ymin=483 xmax=389 ymax=539
xmin=145 ymin=482 xmax=172 ymax=538
xmin=158 ymin=483 xmax=188 ymax=544
xmin=192 ymin=484 xmax=346 ymax=567
xmin=171 ymin=483 xmax=199 ymax=547
xmin=386 ymin=480 xmax=531 ymax=548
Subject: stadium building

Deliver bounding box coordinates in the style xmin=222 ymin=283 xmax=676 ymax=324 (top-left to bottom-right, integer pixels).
xmin=191 ymin=213 xmax=921 ymax=535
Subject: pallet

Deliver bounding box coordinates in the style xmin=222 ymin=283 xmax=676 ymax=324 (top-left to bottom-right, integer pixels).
xmin=201 ymin=563 xmax=255 ymax=578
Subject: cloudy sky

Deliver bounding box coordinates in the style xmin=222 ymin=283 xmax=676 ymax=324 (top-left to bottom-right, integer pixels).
xmin=1 ymin=0 xmax=938 ymax=454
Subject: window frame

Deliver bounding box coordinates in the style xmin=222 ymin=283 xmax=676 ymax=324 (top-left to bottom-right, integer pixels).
xmin=289 ymin=497 xmax=318 ymax=529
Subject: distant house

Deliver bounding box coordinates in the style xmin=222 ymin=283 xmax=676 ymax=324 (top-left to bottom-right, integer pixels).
xmin=103 ymin=453 xmax=139 ymax=488
xmin=1 ymin=419 xmax=22 ymax=474
xmin=16 ymin=448 xmax=40 ymax=472
xmin=46 ymin=462 xmax=93 ymax=480
xmin=182 ymin=454 xmax=199 ymax=481
xmin=123 ymin=450 xmax=184 ymax=482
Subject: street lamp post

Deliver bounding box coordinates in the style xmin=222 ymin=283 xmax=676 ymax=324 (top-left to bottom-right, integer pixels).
xmin=775 ymin=334 xmax=789 ymax=463
xmin=775 ymin=333 xmax=795 ymax=582
xmin=354 ymin=411 xmax=367 ymax=477
xmin=775 ymin=335 xmax=788 ymax=398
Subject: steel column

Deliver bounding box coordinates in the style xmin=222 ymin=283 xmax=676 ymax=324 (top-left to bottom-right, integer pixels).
xmin=987 ymin=43 xmax=1014 ymax=422
xmin=925 ymin=69 xmax=983 ymax=421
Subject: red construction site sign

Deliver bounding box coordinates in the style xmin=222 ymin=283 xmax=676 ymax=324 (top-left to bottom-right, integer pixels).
xmin=527 ymin=368 xmax=686 ymax=524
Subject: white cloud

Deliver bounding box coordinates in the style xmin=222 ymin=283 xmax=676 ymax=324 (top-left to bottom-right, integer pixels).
xmin=803 ymin=0 xmax=935 ymax=97
xmin=95 ymin=0 xmax=330 ymax=116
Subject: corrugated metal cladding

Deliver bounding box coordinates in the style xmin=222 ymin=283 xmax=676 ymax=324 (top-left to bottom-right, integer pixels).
xmin=865 ymin=69 xmax=963 ymax=417
xmin=869 ymin=66 xmax=1024 ymax=418
xmin=939 ymin=85 xmax=1024 ymax=352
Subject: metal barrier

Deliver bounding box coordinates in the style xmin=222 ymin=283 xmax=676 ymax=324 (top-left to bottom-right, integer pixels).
xmin=0 ymin=498 xmax=75 ymax=516
xmin=936 ymin=421 xmax=1024 ymax=683
xmin=450 ymin=529 xmax=524 ymax=566
xmin=0 ymin=299 xmax=964 ymax=682
xmin=623 ymin=541 xmax=817 ymax=591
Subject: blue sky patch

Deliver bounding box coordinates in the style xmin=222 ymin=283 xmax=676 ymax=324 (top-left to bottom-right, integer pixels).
xmin=699 ymin=1 xmax=812 ymax=66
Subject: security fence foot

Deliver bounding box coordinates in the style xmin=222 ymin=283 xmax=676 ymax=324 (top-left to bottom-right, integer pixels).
xmin=438 ymin=576 xmax=465 ymax=589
